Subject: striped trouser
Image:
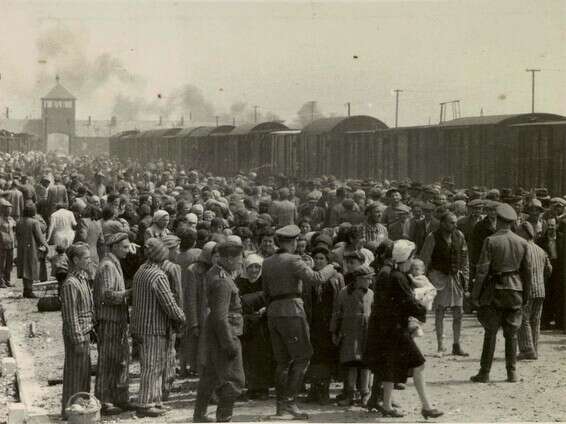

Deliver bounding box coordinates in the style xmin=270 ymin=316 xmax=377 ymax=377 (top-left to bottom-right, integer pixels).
xmin=138 ymin=335 xmax=167 ymax=408
xmin=62 ymin=339 xmax=91 ymax=416
xmin=95 ymin=320 xmax=130 ymax=405
xmin=162 ymin=332 xmax=177 ymax=395
xmin=518 ymin=297 xmax=544 ymax=355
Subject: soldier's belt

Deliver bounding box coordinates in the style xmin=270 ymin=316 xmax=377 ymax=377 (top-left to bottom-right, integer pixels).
xmin=269 ymin=293 xmax=301 ymax=302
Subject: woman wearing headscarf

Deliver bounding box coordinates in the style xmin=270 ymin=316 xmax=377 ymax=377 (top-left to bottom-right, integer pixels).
xmin=305 ymin=246 xmax=344 ymax=405
xmin=144 ymin=209 xmax=170 ymax=242
xmin=364 ymin=239 xmax=442 ymax=419
xmin=47 ymin=202 xmax=77 ymax=250
xmin=16 ymin=203 xmax=49 ymax=298
xmin=237 ymin=253 xmax=273 ymax=400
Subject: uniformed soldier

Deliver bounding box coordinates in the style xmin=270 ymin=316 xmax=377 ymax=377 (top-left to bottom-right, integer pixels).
xmin=193 ymin=239 xmax=245 ymax=423
xmin=471 ymin=203 xmax=532 ymax=383
xmin=262 ymin=225 xmax=337 ymax=420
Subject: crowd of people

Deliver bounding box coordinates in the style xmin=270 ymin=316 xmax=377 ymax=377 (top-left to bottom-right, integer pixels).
xmin=0 ymin=150 xmax=563 ymax=422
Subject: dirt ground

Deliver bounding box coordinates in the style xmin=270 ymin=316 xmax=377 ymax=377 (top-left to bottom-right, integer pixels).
xmin=1 ymin=277 xmax=566 ymax=423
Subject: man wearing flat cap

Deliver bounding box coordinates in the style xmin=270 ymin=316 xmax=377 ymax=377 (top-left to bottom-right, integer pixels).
xmin=94 ymin=232 xmax=134 ymax=415
xmin=262 ymin=224 xmax=337 ymax=419
xmin=471 ymin=203 xmax=532 ymax=383
xmin=131 ymin=238 xmax=186 ymax=418
xmin=194 ymin=239 xmax=245 ymax=423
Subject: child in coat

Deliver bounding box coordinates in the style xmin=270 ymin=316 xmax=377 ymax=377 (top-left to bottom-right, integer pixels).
xmin=331 ymin=265 xmax=374 ymax=406
xmin=408 ymin=258 xmax=436 ymax=337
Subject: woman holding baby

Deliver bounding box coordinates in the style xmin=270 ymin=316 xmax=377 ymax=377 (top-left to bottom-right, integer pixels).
xmin=364 ymin=239 xmax=443 ymax=419
xmin=419 ymin=211 xmax=470 ymax=357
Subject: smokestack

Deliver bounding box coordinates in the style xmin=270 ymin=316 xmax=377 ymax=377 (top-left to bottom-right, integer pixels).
xmin=158 ymin=116 xmax=162 ymax=126
xmin=88 ymin=116 xmax=92 ymax=126
xmin=5 ymin=107 xmax=8 ymax=119
xmin=180 ymin=116 xmax=184 ymax=126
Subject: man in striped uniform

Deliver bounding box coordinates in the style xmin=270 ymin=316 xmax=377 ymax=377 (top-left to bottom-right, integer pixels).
xmin=131 ymin=238 xmax=186 ymax=418
xmin=94 ymin=232 xmax=134 ymax=415
xmin=60 ymin=243 xmax=95 ymax=419
xmin=161 ymin=234 xmax=183 ymax=400
xmin=517 ymin=222 xmax=552 ymax=360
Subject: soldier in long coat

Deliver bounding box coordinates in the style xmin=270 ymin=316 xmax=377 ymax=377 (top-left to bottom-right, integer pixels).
xmin=193 ymin=239 xmax=245 ymax=423
xmin=60 ymin=243 xmax=95 ymax=419
xmin=93 ymin=232 xmax=133 ymax=415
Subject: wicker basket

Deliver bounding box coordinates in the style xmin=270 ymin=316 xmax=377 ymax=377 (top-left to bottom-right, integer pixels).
xmin=65 ymin=392 xmax=101 ymax=424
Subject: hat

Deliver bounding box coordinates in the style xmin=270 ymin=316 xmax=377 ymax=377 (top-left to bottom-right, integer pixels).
xmin=186 ymin=213 xmax=198 ymax=224
xmin=191 ymin=204 xmax=204 ymax=215
xmin=550 ymin=197 xmax=566 ymax=207
xmin=386 ymin=188 xmax=401 ymax=197
xmin=144 ymin=238 xmax=169 ymax=262
xmin=105 ymin=232 xmax=129 ymax=246
xmin=313 ymin=233 xmax=333 ymax=248
xmin=468 ymin=198 xmax=484 ymax=208
xmin=0 ymin=198 xmax=12 ymax=207
xmin=392 ymin=239 xmax=416 ymax=263
xmin=162 ymin=234 xmax=181 ymax=249
xmin=525 ymin=199 xmax=543 ymax=211
xmin=348 ymin=265 xmax=375 ymax=279
xmin=453 ymin=191 xmax=468 ymax=201
xmin=486 ymin=189 xmax=500 ymax=200
xmin=484 ymin=200 xmax=501 ymax=209
xmin=495 ymin=203 xmax=518 ymax=222
xmin=535 ymin=188 xmax=550 ymax=200
xmin=275 ymin=225 xmax=301 ymax=239
xmin=153 ymin=210 xmax=169 ymax=223
xmin=217 ymin=238 xmax=244 ymax=256
xmin=198 ymin=241 xmax=217 ymax=264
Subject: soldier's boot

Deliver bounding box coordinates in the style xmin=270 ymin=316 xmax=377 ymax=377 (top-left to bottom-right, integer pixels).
xmin=216 ymin=399 xmax=234 ymax=422
xmin=471 ymin=329 xmax=496 ymax=382
xmin=505 ymin=335 xmax=518 ymax=382
xmin=193 ymin=390 xmax=212 ymax=422
xmin=283 ymin=363 xmax=309 ymax=420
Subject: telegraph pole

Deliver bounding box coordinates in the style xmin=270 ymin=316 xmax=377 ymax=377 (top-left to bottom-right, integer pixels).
xmin=525 ymin=69 xmax=541 ymax=113
xmin=253 ymin=105 xmax=259 ymax=123
xmin=215 ymin=116 xmax=219 ymax=127
xmin=394 ymin=89 xmax=402 ymax=128
xmin=346 ymin=102 xmax=351 ymax=117
xmin=311 ymin=101 xmax=315 ymax=122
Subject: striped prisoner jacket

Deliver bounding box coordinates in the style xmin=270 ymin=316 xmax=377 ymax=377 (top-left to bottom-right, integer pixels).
xmin=61 ymin=269 xmax=95 ymax=344
xmin=131 ymin=261 xmax=185 ymax=336
xmin=94 ymin=252 xmax=129 ymax=322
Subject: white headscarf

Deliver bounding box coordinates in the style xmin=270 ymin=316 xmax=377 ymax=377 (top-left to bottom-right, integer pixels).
xmin=243 ymin=253 xmax=263 ymax=282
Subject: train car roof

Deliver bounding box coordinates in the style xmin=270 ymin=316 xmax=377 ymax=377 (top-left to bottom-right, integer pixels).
xmin=302 ymin=115 xmax=388 ymax=135
xmin=139 ymin=128 xmax=182 ymax=138
xmin=230 ymin=121 xmax=288 ymax=135
xmin=510 ymin=120 xmax=566 ymax=127
xmin=188 ymin=125 xmax=236 ymax=138
xmin=440 ymin=113 xmax=566 ymax=127
xmin=270 ymin=130 xmax=302 ymax=135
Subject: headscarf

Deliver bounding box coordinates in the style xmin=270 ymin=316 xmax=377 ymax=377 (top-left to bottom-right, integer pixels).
xmin=243 ymin=253 xmax=263 ymax=282
xmin=153 ymin=209 xmax=169 ymax=223
xmin=105 ymin=232 xmax=129 ymax=246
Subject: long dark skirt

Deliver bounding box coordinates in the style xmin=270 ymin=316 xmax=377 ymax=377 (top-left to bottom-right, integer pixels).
xmin=241 ymin=316 xmax=274 ymax=391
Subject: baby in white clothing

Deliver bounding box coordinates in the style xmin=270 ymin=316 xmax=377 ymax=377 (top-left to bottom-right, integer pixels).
xmin=407 ymin=258 xmax=437 ymax=337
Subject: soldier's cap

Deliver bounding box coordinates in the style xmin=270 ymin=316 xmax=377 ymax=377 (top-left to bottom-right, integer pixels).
xmin=496 ymin=203 xmax=518 ymax=222
xmin=0 ymin=198 xmax=12 ymax=207
xmin=525 ymin=199 xmax=543 ymax=211
xmin=275 ymin=224 xmax=301 ymax=239
xmin=483 ymin=200 xmax=501 ymax=209
xmin=468 ymin=198 xmax=484 ymax=208
xmin=348 ymin=265 xmax=375 ymax=279
xmin=217 ymin=238 xmax=244 ymax=256
xmin=550 ymin=197 xmax=566 ymax=207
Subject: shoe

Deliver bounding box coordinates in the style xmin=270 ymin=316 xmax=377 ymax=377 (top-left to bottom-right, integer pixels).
xmin=421 ymin=408 xmax=444 ymax=419
xmin=360 ymin=392 xmax=371 ymax=407
xmin=23 ymin=292 xmax=37 ymax=299
xmin=136 ymin=407 xmax=165 ymax=418
xmin=115 ymin=401 xmax=137 ymax=411
xmin=517 ymin=352 xmax=537 ymax=361
xmin=101 ymin=404 xmax=123 ymax=416
xmin=507 ymin=371 xmax=518 ymax=383
xmin=470 ymin=373 xmax=490 ymax=383
xmin=284 ymin=401 xmax=309 ymax=420
xmin=452 ymin=343 xmax=469 ymax=357
xmin=193 ymin=415 xmax=212 ymax=423
xmin=394 ymin=383 xmax=406 ymax=390
xmin=377 ymin=405 xmax=404 ymax=418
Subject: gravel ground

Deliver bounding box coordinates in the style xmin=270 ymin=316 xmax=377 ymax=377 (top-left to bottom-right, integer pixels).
xmin=0 ymin=341 xmax=19 ymax=424
xmin=1 ymin=278 xmax=566 ymax=423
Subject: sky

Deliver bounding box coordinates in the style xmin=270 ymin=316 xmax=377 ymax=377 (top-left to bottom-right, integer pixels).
xmin=0 ymin=0 xmax=565 ymax=127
